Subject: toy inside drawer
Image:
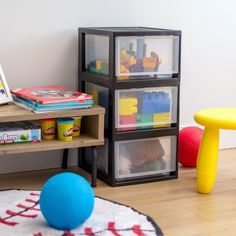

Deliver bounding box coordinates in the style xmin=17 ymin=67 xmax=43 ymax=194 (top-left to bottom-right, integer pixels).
xmin=115 ymin=87 xmax=178 ymax=131
xmin=115 ymin=136 xmax=177 ymax=180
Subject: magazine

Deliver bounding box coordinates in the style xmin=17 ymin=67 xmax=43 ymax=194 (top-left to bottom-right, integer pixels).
xmin=11 ymin=85 xmax=92 ymax=105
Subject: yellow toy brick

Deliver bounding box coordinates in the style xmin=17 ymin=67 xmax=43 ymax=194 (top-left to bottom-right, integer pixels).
xmin=120 ymin=49 xmax=130 ymax=63
xmin=118 ymin=64 xmax=129 ymax=80
xmin=153 ymin=113 xmax=171 ymax=128
xmin=119 ymin=98 xmax=138 ymax=116
xmin=120 ymin=49 xmax=136 ymax=66
xmin=120 ymin=64 xmax=129 ymax=74
xmin=96 ymin=60 xmax=105 ymax=70
xmin=129 ymin=55 xmax=136 ymax=66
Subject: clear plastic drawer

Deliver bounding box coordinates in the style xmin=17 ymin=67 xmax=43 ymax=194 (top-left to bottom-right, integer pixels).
xmin=84 ymin=138 xmax=109 ymax=174
xmin=115 ymin=87 xmax=178 ymax=131
xmin=85 ymin=34 xmax=109 ymax=76
xmin=115 ymin=136 xmax=176 ymax=180
xmin=116 ymin=35 xmax=179 ymax=80
xmin=85 ymin=82 xmax=109 ymax=129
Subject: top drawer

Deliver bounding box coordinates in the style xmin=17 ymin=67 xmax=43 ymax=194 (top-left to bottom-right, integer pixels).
xmin=116 ymin=36 xmax=179 ymax=80
xmin=84 ymin=34 xmax=180 ymax=80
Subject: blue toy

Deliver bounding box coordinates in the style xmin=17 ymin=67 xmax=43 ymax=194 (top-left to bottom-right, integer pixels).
xmin=139 ymin=91 xmax=170 ymax=114
xmin=40 ymin=172 xmax=94 ymax=230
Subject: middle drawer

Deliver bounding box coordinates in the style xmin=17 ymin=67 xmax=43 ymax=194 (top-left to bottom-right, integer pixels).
xmin=115 ymin=86 xmax=178 ymax=131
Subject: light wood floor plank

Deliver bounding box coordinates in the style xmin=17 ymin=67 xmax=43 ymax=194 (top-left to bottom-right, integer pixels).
xmin=1 ymin=148 xmax=236 ymax=236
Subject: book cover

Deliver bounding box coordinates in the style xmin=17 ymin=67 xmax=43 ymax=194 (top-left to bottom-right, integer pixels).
xmin=11 ymin=85 xmax=93 ymax=104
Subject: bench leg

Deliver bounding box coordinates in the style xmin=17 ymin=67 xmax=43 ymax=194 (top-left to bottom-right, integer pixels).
xmin=197 ymin=127 xmax=219 ymax=193
xmin=62 ymin=149 xmax=69 ymax=169
xmin=91 ymin=146 xmax=97 ymax=187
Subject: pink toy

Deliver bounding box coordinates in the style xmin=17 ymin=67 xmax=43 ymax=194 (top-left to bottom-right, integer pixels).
xmin=119 ymin=115 xmax=136 ymax=131
xmin=178 ymin=126 xmax=203 ymax=167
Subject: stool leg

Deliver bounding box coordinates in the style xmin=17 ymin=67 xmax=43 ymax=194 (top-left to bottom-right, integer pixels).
xmin=197 ymin=127 xmax=219 ymax=193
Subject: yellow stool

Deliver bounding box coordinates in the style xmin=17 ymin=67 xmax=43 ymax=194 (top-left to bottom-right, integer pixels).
xmin=194 ymin=108 xmax=236 ymax=193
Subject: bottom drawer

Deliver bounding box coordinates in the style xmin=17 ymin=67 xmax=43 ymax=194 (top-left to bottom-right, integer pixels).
xmin=115 ymin=136 xmax=177 ymax=180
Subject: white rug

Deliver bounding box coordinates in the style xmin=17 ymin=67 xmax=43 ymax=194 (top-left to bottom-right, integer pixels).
xmin=0 ymin=190 xmax=163 ymax=236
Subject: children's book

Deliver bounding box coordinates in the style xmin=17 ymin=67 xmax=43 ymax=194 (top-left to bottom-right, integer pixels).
xmin=12 ymin=95 xmax=93 ymax=113
xmin=11 ymin=85 xmax=92 ymax=104
xmin=13 ymin=100 xmax=93 ymax=113
xmin=12 ymin=95 xmax=93 ymax=108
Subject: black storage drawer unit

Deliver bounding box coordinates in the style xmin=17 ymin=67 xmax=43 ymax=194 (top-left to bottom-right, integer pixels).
xmin=78 ymin=27 xmax=181 ymax=186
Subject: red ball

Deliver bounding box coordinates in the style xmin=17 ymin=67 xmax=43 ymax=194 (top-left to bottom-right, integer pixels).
xmin=178 ymin=126 xmax=203 ymax=167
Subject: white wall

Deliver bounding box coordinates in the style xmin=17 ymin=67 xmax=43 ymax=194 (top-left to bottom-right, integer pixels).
xmin=0 ymin=0 xmax=236 ymax=173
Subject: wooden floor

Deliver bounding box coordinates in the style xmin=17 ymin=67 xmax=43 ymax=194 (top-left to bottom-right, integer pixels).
xmin=1 ymin=148 xmax=236 ymax=236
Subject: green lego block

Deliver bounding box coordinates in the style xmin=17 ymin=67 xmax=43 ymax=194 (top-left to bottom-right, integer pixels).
xmin=136 ymin=114 xmax=153 ymax=129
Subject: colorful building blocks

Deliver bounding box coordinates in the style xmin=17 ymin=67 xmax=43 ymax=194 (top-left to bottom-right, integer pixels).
xmin=119 ymin=98 xmax=138 ymax=116
xmin=136 ymin=114 xmax=153 ymax=129
xmin=120 ymin=49 xmax=136 ymax=68
xmin=143 ymin=57 xmax=157 ymax=72
xmin=151 ymin=52 xmax=162 ymax=71
xmin=153 ymin=113 xmax=171 ymax=128
xmin=88 ymin=60 xmax=109 ymax=75
xmin=139 ymin=91 xmax=170 ymax=114
xmin=118 ymin=37 xmax=165 ymax=76
xmin=118 ymin=115 xmax=136 ymax=131
xmin=118 ymin=64 xmax=129 ymax=80
xmin=129 ymin=64 xmax=144 ymax=73
xmin=137 ymin=38 xmax=145 ymax=60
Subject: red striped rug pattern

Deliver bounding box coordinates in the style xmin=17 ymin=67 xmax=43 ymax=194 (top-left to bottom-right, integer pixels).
xmin=0 ymin=190 xmax=163 ymax=236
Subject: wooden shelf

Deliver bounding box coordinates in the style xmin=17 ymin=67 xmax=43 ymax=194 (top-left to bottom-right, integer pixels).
xmin=0 ymin=103 xmax=105 ymax=155
xmin=0 ymin=104 xmax=104 ymax=122
xmin=0 ymin=134 xmax=104 ymax=155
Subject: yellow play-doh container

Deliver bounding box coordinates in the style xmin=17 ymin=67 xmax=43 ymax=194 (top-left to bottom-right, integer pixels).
xmin=57 ymin=118 xmax=74 ymax=142
xmin=72 ymin=117 xmax=82 ymax=137
xmin=40 ymin=118 xmax=56 ymax=140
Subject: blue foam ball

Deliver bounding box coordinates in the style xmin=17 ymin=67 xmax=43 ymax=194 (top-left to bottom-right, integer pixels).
xmin=39 ymin=172 xmax=94 ymax=230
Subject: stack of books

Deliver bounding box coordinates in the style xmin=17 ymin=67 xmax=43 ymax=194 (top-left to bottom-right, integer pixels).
xmin=11 ymin=85 xmax=93 ymax=113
